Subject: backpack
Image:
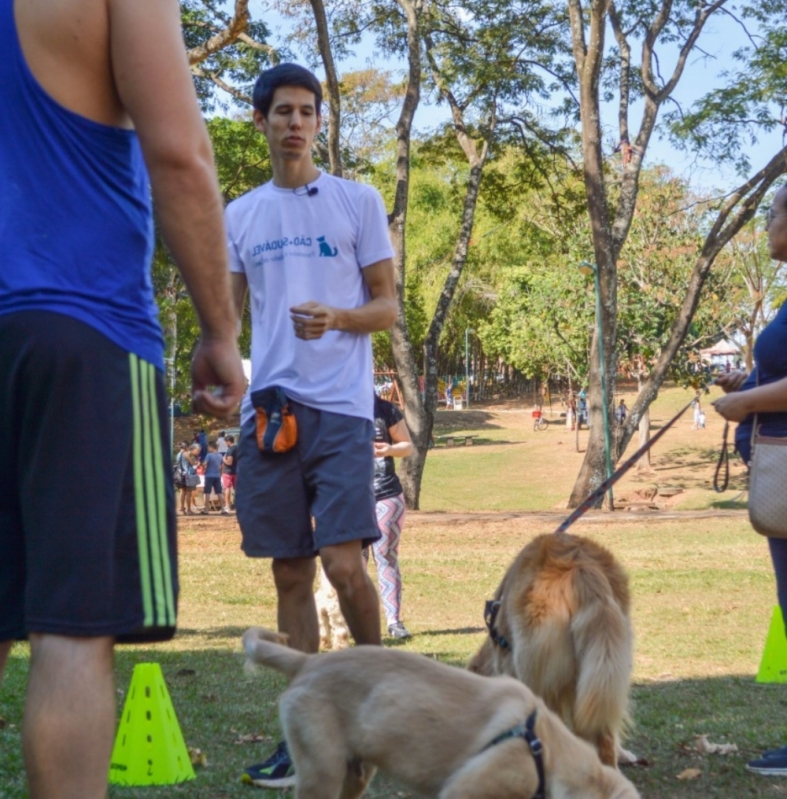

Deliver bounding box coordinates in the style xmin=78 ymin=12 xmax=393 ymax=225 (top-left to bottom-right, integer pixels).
xmin=173 ymin=452 xmax=187 ymax=486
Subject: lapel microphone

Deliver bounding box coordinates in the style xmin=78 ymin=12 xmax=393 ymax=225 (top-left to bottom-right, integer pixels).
xmin=294 ymin=184 xmax=319 ymax=197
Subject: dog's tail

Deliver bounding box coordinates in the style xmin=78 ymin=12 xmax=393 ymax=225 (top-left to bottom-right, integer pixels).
xmin=569 ymin=564 xmax=633 ymax=765
xmin=242 ymin=627 xmax=309 ymax=681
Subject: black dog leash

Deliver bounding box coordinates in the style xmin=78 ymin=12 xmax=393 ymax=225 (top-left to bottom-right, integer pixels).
xmin=713 ymin=421 xmax=730 ymax=493
xmin=553 ymin=398 xmax=695 ymax=535
xmin=482 ymin=710 xmax=545 ymax=799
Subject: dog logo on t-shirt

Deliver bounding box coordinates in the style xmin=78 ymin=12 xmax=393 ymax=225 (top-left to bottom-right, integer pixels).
xmin=317 ymin=236 xmax=338 ymax=257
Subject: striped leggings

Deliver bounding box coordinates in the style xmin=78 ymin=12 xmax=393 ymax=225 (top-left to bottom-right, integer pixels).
xmin=365 ymin=493 xmax=406 ymax=626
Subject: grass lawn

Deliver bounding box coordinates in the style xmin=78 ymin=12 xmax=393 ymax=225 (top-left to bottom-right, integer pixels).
xmin=1 ymin=385 xmax=783 ymax=798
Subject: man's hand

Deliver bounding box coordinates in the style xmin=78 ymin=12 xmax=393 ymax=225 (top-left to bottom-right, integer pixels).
xmin=290 ymin=302 xmax=338 ymax=340
xmin=191 ymin=336 xmax=246 ymax=419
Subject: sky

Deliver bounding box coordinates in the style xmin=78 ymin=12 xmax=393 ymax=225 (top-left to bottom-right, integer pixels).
xmin=241 ymin=1 xmax=784 ymax=195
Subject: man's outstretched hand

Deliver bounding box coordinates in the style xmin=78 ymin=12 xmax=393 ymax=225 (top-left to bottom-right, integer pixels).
xmin=191 ymin=336 xmax=245 ymax=418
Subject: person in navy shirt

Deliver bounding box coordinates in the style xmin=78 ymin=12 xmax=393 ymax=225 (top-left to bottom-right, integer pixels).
xmin=714 ymin=182 xmax=787 ymax=776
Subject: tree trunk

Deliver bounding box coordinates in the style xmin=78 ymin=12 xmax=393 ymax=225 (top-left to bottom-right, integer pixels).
xmin=309 ymin=0 xmax=343 ymax=177
xmin=387 ymin=0 xmax=426 ymax=508
xmin=565 ymin=0 xmax=779 ymax=506
xmin=566 ymin=0 xmax=617 ymax=508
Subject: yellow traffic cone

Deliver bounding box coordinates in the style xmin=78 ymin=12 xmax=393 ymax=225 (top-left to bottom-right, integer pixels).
xmin=109 ymin=662 xmax=196 ymax=786
xmin=756 ymin=606 xmax=787 ymax=684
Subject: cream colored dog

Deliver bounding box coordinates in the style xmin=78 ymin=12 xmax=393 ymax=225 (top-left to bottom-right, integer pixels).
xmin=314 ymin=563 xmax=351 ymax=651
xmin=242 ymin=627 xmax=640 ymax=799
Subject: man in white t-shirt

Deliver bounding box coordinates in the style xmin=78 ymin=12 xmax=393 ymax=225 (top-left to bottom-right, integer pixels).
xmin=227 ymin=63 xmax=397 ymax=789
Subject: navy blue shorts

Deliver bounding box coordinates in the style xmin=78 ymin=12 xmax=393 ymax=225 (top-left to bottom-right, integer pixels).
xmin=235 ymin=400 xmax=379 ymax=559
xmin=204 ymin=476 xmax=222 ymax=495
xmin=0 ymin=312 xmax=177 ymax=643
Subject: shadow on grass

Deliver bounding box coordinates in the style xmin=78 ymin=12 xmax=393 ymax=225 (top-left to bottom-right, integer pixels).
xmin=433 ymin=410 xmax=503 ymax=433
xmin=178 ymin=626 xmax=248 ymax=640
xmin=709 ymin=498 xmax=748 ymax=510
xmin=414 ymin=626 xmax=486 ymax=637
xmin=2 ymin=648 xmax=782 ymax=799
xmin=431 ymin=437 xmax=522 ymax=449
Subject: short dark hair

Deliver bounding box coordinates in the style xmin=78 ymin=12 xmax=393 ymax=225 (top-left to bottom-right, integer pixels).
xmin=252 ymin=63 xmax=322 ymax=118
xmin=226 ymin=435 xmax=235 ymax=444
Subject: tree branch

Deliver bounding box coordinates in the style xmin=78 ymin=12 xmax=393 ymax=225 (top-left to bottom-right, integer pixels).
xmin=187 ymin=0 xmax=251 ymax=66
xmin=190 ymin=66 xmax=252 ymax=105
xmin=608 ymin=1 xmax=631 ymax=144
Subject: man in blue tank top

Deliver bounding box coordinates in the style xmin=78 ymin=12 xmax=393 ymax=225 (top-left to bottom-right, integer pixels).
xmin=0 ymin=1 xmax=245 ymax=797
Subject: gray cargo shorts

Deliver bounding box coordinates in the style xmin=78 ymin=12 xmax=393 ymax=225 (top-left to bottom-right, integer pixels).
xmin=235 ymin=399 xmax=380 ymax=558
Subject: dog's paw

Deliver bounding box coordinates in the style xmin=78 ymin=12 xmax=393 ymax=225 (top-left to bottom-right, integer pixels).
xmin=617 ymin=747 xmax=639 ymax=766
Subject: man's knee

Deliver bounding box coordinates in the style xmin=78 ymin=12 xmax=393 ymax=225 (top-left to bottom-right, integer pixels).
xmin=28 ymin=634 xmax=114 ymax=669
xmin=321 ymin=542 xmax=367 ymax=593
xmin=272 ymin=557 xmax=317 ymax=595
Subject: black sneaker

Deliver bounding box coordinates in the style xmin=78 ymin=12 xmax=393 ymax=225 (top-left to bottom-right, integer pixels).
xmin=746 ymin=750 xmax=787 ymax=776
xmin=241 ymin=740 xmax=295 ymax=788
xmin=387 ymin=622 xmax=412 ymax=640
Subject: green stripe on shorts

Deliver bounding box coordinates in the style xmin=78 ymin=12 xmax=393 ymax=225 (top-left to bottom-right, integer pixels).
xmin=129 ymin=353 xmax=175 ymax=628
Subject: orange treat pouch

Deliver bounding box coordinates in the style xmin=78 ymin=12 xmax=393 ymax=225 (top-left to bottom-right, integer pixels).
xmin=251 ymin=387 xmax=298 ymax=454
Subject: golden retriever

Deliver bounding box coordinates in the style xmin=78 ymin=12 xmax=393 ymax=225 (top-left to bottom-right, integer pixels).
xmin=242 ymin=626 xmax=640 ymax=799
xmin=468 ymin=533 xmax=633 ymax=768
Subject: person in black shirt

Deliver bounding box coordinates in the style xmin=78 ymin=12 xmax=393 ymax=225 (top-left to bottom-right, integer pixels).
xmin=368 ymin=394 xmax=414 ymax=639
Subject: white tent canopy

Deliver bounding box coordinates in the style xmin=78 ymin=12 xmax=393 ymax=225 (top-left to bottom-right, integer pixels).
xmin=700 ymin=341 xmax=739 ymax=361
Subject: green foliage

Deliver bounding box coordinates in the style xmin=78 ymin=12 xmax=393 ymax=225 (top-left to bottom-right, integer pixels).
xmin=153 ymin=117 xmax=269 ymax=405
xmin=208 ymin=116 xmax=271 ymax=202
xmin=663 ymin=1 xmax=787 ymax=172
xmin=615 ymin=169 xmax=734 ymax=387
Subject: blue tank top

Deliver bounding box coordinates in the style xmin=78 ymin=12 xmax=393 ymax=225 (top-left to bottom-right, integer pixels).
xmin=0 ymin=0 xmax=163 ymax=369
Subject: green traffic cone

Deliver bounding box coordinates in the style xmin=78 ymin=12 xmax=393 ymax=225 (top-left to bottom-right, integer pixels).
xmin=109 ymin=662 xmax=196 ymax=786
xmin=756 ymin=606 xmax=787 ymax=684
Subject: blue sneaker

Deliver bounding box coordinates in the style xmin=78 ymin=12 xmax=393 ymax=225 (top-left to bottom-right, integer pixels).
xmin=241 ymin=740 xmax=295 ymax=788
xmin=746 ymin=749 xmax=787 ymax=776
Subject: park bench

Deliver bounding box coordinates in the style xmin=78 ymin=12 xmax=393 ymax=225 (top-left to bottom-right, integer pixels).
xmin=439 ymin=434 xmax=476 ymax=447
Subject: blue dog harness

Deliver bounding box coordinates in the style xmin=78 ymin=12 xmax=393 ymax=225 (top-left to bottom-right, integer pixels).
xmin=482 ymin=710 xmax=546 ymax=799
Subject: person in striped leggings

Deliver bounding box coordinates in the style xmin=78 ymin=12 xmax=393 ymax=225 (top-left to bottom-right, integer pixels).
xmin=367 ymin=393 xmax=414 ymax=639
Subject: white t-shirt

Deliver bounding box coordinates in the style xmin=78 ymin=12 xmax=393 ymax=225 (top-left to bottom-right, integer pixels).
xmin=226 ymin=171 xmax=394 ymax=422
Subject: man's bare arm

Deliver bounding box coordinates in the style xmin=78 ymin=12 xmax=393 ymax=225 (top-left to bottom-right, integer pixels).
xmin=290 ymin=258 xmax=397 ymax=340
xmin=108 ymin=0 xmax=244 ymax=415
